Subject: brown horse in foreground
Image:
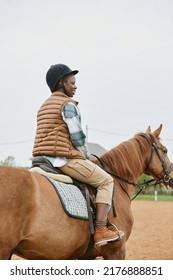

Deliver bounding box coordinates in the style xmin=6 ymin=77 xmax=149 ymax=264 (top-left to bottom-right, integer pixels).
xmin=0 ymin=124 xmax=173 ymax=260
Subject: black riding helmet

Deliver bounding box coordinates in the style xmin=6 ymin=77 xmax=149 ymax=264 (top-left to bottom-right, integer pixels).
xmin=46 ymin=64 xmax=78 ymax=92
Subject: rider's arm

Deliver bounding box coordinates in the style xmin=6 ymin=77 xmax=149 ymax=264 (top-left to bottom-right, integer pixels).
xmin=62 ymin=102 xmax=90 ymax=159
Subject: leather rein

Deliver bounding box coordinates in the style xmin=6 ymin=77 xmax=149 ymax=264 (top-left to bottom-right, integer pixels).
xmin=92 ymin=134 xmax=173 ymax=201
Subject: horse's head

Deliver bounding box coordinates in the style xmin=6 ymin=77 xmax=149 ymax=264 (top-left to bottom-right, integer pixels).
xmin=145 ymin=124 xmax=173 ymax=188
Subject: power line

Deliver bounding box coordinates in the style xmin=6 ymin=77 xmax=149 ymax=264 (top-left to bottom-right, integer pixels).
xmin=0 ymin=140 xmax=33 ymax=146
xmin=88 ymin=127 xmax=173 ymax=141
xmin=88 ymin=127 xmax=130 ymax=137
xmin=1 ymin=127 xmax=173 ymax=147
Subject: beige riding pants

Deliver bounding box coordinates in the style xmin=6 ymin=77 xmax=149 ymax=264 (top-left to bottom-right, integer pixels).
xmin=59 ymin=158 xmax=114 ymax=206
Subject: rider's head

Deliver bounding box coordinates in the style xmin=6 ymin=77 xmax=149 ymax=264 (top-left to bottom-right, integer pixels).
xmin=46 ymin=64 xmax=78 ymax=93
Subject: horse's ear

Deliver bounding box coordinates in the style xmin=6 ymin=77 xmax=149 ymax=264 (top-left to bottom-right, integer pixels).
xmin=152 ymin=124 xmax=163 ymax=138
xmin=145 ymin=126 xmax=151 ymax=133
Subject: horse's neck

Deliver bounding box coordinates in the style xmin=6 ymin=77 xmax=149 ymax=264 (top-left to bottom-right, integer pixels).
xmin=102 ymin=136 xmax=151 ymax=183
xmin=102 ymin=137 xmax=151 ymax=200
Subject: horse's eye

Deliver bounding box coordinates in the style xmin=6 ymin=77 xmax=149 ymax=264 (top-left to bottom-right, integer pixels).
xmin=163 ymin=147 xmax=168 ymax=154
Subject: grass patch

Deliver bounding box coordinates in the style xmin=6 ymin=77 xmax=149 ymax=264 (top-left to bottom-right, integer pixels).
xmin=135 ymin=195 xmax=173 ymax=201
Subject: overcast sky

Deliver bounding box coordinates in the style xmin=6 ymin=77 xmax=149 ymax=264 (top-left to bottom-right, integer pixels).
xmin=0 ymin=0 xmax=173 ymax=166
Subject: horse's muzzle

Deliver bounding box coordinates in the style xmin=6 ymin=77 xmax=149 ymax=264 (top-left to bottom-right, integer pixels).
xmin=168 ymin=178 xmax=173 ymax=188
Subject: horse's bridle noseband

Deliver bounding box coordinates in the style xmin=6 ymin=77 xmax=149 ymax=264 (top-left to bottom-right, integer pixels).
xmin=146 ymin=134 xmax=173 ymax=185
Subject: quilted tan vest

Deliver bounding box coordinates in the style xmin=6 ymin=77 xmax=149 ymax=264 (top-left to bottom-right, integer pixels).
xmin=32 ymin=91 xmax=85 ymax=159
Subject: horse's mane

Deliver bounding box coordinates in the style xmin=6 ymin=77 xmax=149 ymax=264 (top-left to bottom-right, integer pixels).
xmin=100 ymin=133 xmax=149 ymax=179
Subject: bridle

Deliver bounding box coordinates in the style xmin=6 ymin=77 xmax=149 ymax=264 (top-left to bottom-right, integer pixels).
xmin=92 ymin=133 xmax=173 ymax=201
xmin=146 ymin=134 xmax=173 ymax=185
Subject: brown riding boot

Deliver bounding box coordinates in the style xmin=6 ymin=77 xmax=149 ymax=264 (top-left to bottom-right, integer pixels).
xmin=94 ymin=203 xmax=124 ymax=246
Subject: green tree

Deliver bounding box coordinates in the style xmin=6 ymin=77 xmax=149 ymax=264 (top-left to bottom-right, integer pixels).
xmin=0 ymin=156 xmax=16 ymax=166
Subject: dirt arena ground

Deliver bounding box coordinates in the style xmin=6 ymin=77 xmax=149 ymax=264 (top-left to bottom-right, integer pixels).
xmin=12 ymin=201 xmax=173 ymax=260
xmin=125 ymin=201 xmax=173 ymax=260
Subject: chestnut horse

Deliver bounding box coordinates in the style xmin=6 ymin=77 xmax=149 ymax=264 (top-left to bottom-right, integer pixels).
xmin=0 ymin=124 xmax=173 ymax=260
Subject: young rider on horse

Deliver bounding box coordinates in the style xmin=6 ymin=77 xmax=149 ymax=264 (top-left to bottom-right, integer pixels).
xmin=32 ymin=64 xmax=124 ymax=246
